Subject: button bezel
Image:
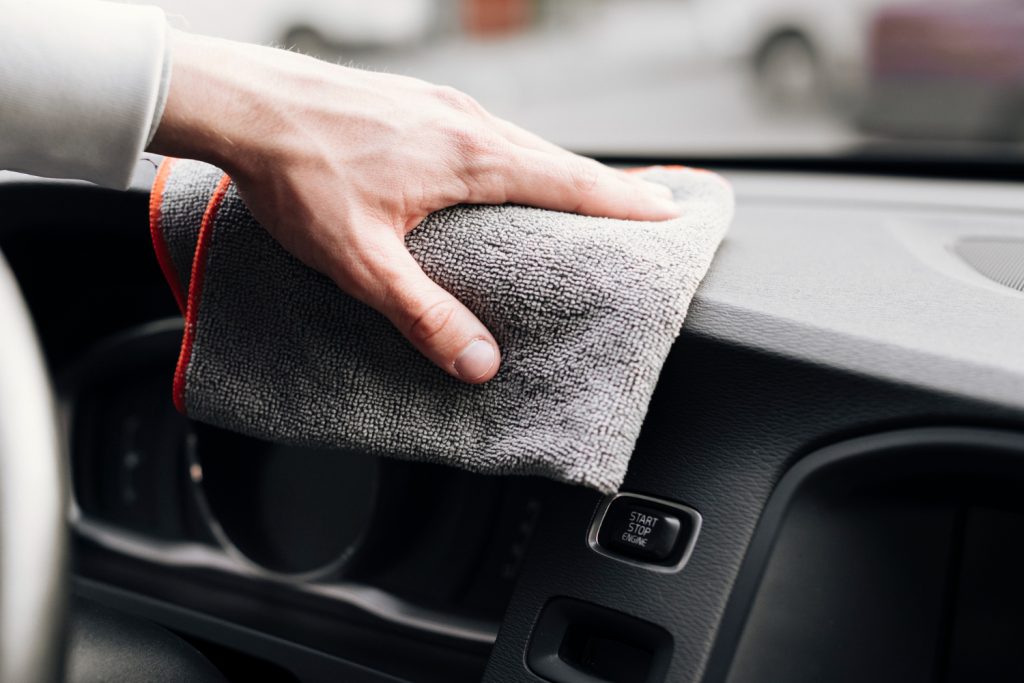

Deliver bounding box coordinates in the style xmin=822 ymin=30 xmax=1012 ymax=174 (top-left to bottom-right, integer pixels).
xmin=587 ymin=492 xmax=702 ymax=573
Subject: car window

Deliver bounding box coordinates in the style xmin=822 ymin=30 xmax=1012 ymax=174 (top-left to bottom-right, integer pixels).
xmin=126 ymin=0 xmax=1024 ymax=158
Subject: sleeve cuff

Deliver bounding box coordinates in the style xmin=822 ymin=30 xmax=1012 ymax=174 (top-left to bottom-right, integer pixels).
xmin=146 ymin=29 xmax=174 ymax=149
xmin=0 ymin=1 xmax=170 ymax=189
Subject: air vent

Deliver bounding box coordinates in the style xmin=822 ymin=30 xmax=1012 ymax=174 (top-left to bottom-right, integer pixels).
xmin=954 ymin=238 xmax=1024 ymax=293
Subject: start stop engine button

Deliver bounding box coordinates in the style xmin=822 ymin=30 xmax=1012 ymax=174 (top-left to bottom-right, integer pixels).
xmin=589 ymin=493 xmax=701 ymax=572
xmin=599 ymin=501 xmax=681 ymax=561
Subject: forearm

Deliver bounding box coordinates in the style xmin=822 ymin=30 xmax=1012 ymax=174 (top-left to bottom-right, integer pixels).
xmin=147 ymin=31 xmax=273 ymax=176
xmin=149 ymin=31 xmax=421 ymax=187
xmin=0 ymin=0 xmax=169 ymax=189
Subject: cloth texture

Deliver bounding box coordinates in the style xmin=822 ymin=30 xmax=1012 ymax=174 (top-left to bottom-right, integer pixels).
xmin=150 ymin=159 xmax=732 ymax=492
xmin=0 ymin=0 xmax=169 ymax=189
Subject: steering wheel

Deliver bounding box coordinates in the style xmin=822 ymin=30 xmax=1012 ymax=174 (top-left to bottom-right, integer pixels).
xmin=0 ymin=252 xmax=68 ymax=682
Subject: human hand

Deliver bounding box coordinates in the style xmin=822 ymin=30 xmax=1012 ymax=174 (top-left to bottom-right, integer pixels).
xmin=149 ymin=31 xmax=681 ymax=383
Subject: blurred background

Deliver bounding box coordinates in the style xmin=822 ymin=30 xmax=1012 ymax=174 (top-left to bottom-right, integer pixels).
xmin=127 ymin=0 xmax=1024 ymax=158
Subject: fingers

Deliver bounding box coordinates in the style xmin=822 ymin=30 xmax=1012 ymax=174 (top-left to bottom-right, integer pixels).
xmin=426 ymin=89 xmax=677 ymax=221
xmin=486 ymin=118 xmax=680 ymax=221
xmin=476 ymin=146 xmax=681 ymax=221
xmin=489 ymin=115 xmax=573 ymax=157
xmin=336 ymin=228 xmax=501 ymax=384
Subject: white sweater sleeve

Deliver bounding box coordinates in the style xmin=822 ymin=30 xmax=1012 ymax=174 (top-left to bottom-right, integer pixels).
xmin=0 ymin=0 xmax=170 ymax=189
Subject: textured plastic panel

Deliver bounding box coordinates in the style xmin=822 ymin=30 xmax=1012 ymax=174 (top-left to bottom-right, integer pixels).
xmin=955 ymin=238 xmax=1024 ymax=293
xmin=687 ymin=173 xmax=1024 ymax=410
xmin=483 ymin=173 xmax=1024 ymax=683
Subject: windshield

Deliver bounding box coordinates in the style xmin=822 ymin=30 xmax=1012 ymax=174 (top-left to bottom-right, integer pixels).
xmin=133 ymin=0 xmax=1024 ymax=159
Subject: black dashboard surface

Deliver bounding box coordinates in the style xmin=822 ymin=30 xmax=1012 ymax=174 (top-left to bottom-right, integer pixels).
xmin=1 ymin=162 xmax=1023 ymax=682
xmin=484 ymin=170 xmax=1024 ymax=682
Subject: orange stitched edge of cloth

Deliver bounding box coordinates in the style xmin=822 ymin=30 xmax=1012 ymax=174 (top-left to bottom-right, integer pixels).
xmin=172 ymin=173 xmax=232 ymax=414
xmin=148 ymin=157 xmax=187 ymax=314
xmin=626 ymin=164 xmax=731 ymax=188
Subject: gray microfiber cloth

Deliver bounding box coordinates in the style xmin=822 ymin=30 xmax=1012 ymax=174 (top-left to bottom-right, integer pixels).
xmin=149 ymin=158 xmax=732 ymax=492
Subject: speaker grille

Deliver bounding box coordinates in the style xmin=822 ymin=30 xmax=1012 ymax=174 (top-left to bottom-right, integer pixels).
xmin=954 ymin=238 xmax=1024 ymax=293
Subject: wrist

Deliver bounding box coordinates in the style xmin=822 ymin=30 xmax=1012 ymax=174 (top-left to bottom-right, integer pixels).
xmin=148 ymin=30 xmax=288 ymax=176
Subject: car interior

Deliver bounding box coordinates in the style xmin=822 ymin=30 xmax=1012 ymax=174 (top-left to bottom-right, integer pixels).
xmin=2 ymin=1 xmax=1024 ymax=682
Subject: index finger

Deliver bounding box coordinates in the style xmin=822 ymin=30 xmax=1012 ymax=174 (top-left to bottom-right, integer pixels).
xmin=492 ymin=146 xmax=682 ymax=221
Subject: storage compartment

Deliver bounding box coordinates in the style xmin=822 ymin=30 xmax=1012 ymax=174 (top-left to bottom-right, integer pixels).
xmin=720 ymin=430 xmax=1024 ymax=683
xmin=528 ymin=597 xmax=673 ymax=683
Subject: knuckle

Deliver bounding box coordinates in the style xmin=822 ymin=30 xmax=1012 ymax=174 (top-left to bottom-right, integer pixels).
xmin=433 ymin=85 xmax=484 ymax=116
xmin=407 ymin=298 xmax=458 ymax=346
xmin=568 ymin=158 xmax=601 ymax=195
xmin=443 ymin=124 xmax=487 ymax=156
xmin=443 ymin=126 xmax=504 ymax=176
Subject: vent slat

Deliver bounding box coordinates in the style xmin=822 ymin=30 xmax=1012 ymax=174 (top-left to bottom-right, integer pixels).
xmin=954 ymin=239 xmax=1024 ymax=294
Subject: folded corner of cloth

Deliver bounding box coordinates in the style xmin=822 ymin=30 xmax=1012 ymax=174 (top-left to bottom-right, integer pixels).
xmin=149 ymin=159 xmax=733 ymax=493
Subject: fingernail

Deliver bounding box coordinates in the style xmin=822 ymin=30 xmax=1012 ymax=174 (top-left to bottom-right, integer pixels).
xmin=644 ymin=181 xmax=674 ymax=200
xmin=454 ymin=340 xmax=496 ymax=381
xmin=653 ymin=197 xmax=682 ymax=217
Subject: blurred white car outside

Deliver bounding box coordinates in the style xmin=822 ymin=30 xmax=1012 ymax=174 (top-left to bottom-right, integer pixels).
xmin=686 ymin=0 xmax=895 ymax=111
xmin=115 ymin=0 xmax=437 ymax=49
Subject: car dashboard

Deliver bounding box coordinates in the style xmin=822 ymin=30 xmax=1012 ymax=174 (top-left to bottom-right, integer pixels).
xmin=2 ymin=159 xmax=1023 ymax=682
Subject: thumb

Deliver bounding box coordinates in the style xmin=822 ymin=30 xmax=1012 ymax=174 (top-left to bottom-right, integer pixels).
xmin=342 ymin=231 xmax=501 ymax=384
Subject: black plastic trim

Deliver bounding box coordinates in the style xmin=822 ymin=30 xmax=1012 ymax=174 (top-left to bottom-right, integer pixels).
xmin=73 ymin=578 xmax=407 ymax=683
xmin=701 ymin=426 xmax=1024 ymax=683
xmin=528 ymin=597 xmax=673 ymax=683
